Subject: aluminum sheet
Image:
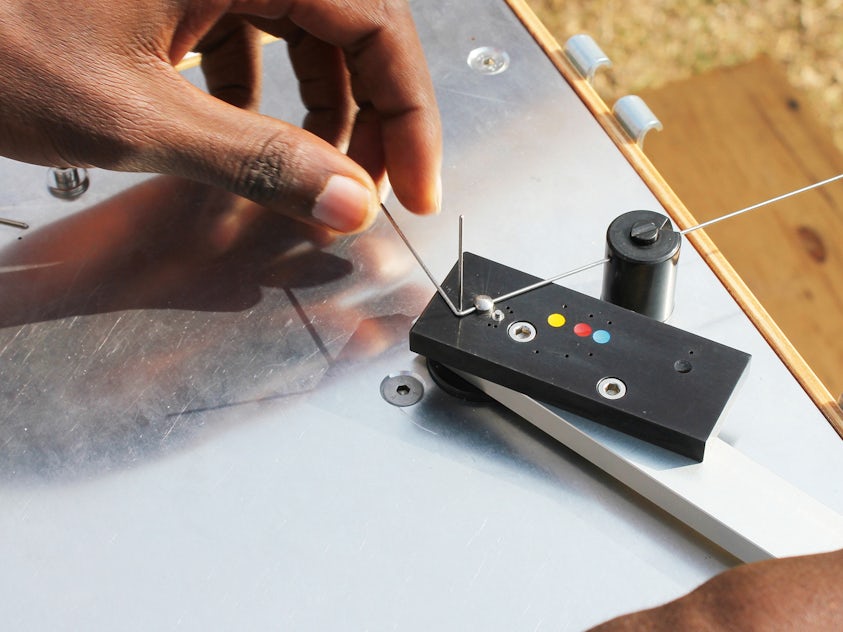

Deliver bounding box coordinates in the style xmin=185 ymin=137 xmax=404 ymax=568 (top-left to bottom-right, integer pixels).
xmin=0 ymin=1 xmax=841 ymax=630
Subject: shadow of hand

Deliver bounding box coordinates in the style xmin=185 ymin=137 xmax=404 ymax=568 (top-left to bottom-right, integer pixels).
xmin=0 ymin=176 xmax=351 ymax=326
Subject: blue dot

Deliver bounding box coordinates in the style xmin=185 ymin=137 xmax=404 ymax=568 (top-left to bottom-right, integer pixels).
xmin=593 ymin=330 xmax=611 ymax=344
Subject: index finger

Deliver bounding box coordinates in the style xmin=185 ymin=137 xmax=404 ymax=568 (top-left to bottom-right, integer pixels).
xmin=232 ymin=0 xmax=442 ymax=214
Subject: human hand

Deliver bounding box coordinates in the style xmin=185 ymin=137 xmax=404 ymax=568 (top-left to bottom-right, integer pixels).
xmin=0 ymin=0 xmax=441 ymax=233
xmin=589 ymin=549 xmax=843 ymax=631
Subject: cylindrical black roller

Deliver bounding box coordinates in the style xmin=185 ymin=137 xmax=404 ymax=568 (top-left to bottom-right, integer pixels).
xmin=601 ymin=210 xmax=681 ymax=321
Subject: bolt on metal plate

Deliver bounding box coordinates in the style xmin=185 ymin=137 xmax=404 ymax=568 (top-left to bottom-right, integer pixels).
xmin=474 ymin=294 xmax=495 ymax=312
xmin=47 ymin=167 xmax=89 ymax=200
xmin=380 ymin=372 xmax=425 ymax=407
xmin=467 ymin=46 xmax=510 ymax=75
xmin=507 ymin=321 xmax=536 ymax=343
xmin=597 ymin=377 xmax=627 ymax=400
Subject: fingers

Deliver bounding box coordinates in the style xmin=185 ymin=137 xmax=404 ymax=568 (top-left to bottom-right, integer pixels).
xmin=185 ymin=17 xmax=374 ymax=232
xmin=147 ymin=68 xmax=379 ymax=233
xmin=285 ymin=27 xmax=356 ymax=150
xmin=235 ymin=0 xmax=443 ymax=215
xmin=194 ymin=16 xmax=263 ymax=111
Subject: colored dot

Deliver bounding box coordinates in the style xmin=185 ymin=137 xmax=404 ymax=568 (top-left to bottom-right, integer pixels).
xmin=573 ymin=323 xmax=592 ymax=337
xmin=593 ymin=330 xmax=611 ymax=344
xmin=547 ymin=313 xmax=566 ymax=328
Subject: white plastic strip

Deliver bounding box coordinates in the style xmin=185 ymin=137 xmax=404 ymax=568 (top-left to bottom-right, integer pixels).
xmin=460 ymin=372 xmax=843 ymax=563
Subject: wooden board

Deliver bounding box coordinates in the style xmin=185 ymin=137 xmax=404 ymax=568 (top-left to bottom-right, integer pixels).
xmin=504 ymin=0 xmax=843 ymax=437
xmin=639 ymin=57 xmax=843 ymax=403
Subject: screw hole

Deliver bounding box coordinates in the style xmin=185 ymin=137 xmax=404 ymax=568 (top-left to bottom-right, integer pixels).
xmin=396 ymin=384 xmax=411 ymax=396
xmin=596 ymin=377 xmax=626 ymax=400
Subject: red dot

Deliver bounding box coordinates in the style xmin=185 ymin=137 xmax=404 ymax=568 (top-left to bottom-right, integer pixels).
xmin=573 ymin=323 xmax=592 ymax=337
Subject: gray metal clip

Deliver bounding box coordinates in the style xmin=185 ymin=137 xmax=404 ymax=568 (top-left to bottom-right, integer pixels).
xmin=564 ymin=34 xmax=612 ymax=84
xmin=612 ymin=95 xmax=663 ymax=149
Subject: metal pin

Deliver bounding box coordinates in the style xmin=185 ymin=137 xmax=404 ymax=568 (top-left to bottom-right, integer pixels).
xmin=458 ymin=214 xmax=464 ymax=313
xmin=382 ymin=203 xmax=610 ymax=318
xmin=0 ymin=218 xmax=29 ymax=230
xmin=681 ymin=173 xmax=843 ymax=236
xmin=381 ymin=203 xmax=465 ymax=317
xmin=490 ymin=257 xmax=610 ymax=304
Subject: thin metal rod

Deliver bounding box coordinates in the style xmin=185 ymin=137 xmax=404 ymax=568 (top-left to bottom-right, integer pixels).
xmin=458 ymin=214 xmax=464 ymax=313
xmin=380 ymin=204 xmax=465 ymax=317
xmin=382 ymin=203 xmax=610 ymax=318
xmin=0 ymin=217 xmax=29 ymax=230
xmin=680 ymin=173 xmax=843 ymax=235
xmin=490 ymin=257 xmax=610 ymax=304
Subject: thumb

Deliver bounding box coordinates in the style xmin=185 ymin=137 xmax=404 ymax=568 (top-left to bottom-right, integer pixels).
xmin=149 ymin=75 xmax=379 ymax=234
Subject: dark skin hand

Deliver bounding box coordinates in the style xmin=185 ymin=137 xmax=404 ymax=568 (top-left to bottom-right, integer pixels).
xmin=2 ymin=3 xmax=840 ymax=628
xmin=0 ymin=0 xmax=442 ymax=233
xmin=590 ymin=549 xmax=843 ymax=630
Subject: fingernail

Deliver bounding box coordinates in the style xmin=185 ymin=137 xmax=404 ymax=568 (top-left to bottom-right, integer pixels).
xmin=434 ymin=174 xmax=443 ymax=213
xmin=312 ymin=175 xmax=374 ymax=233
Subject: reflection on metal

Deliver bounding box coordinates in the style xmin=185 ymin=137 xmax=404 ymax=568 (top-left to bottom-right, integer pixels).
xmin=612 ymin=95 xmax=663 ymax=149
xmin=47 ymin=167 xmax=89 ymax=200
xmin=564 ymin=34 xmax=612 ymax=84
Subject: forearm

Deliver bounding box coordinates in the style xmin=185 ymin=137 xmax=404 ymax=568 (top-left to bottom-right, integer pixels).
xmin=590 ymin=549 xmax=843 ymax=630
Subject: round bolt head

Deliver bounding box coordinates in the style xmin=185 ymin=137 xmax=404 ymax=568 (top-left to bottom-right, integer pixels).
xmin=467 ymin=46 xmax=510 ymax=75
xmin=597 ymin=377 xmax=627 ymax=400
xmin=473 ymin=294 xmax=495 ymax=312
xmin=629 ymin=220 xmax=659 ymax=244
xmin=380 ymin=372 xmax=424 ymax=407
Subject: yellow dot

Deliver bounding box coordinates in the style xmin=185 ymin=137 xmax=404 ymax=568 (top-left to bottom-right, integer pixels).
xmin=547 ymin=313 xmax=566 ymax=328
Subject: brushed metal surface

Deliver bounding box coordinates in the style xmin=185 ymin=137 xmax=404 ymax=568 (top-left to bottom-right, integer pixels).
xmin=0 ymin=1 xmax=840 ymax=630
